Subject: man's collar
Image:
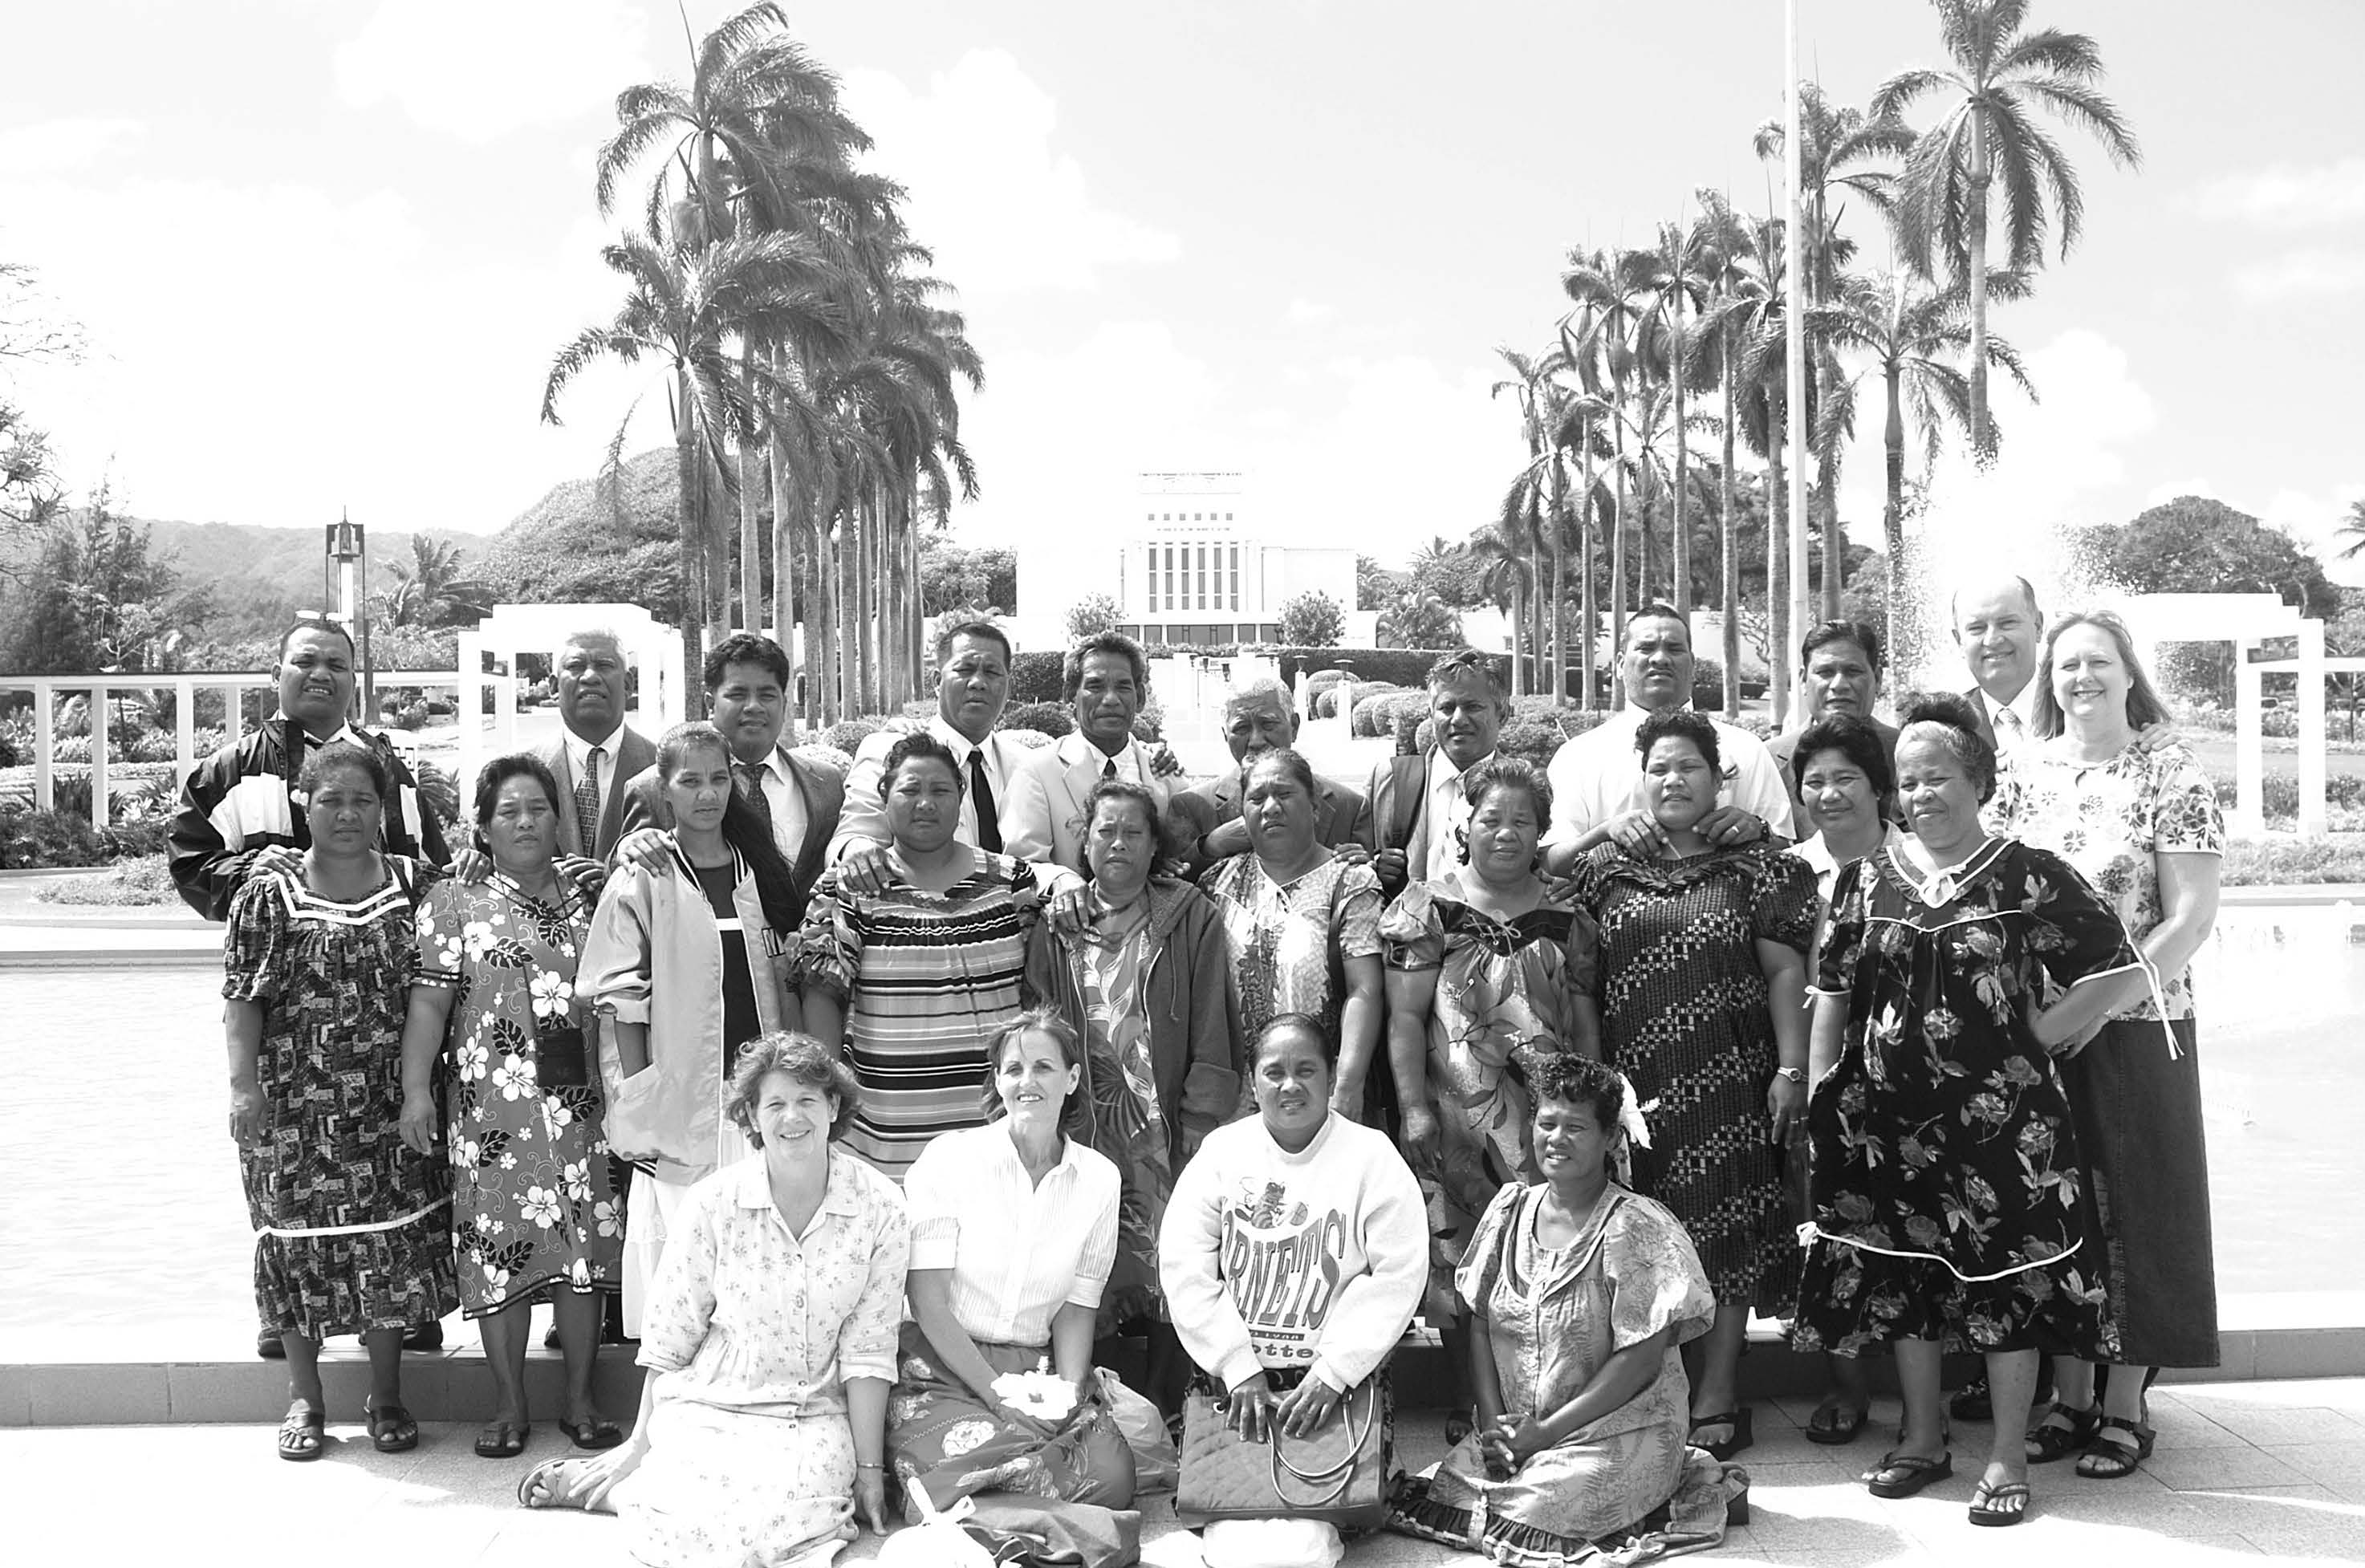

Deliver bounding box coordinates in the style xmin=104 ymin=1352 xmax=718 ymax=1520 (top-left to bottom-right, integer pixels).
xmin=563 ymin=721 xmax=626 ymax=758
xmin=733 ymin=741 xmax=787 ymax=778
xmin=929 ymin=713 xmax=991 ymax=758
xmin=272 ymin=710 xmax=362 ymax=746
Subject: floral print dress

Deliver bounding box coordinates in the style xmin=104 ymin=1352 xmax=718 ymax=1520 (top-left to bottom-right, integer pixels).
xmin=414 ymin=871 xmax=621 ymax=1317
xmin=224 ymin=859 xmax=458 ymax=1339
xmin=1198 ymin=852 xmax=1384 ymax=1046
xmin=1792 ymin=837 xmax=2139 ymax=1357
xmin=1379 ymin=878 xmax=1597 ymax=1318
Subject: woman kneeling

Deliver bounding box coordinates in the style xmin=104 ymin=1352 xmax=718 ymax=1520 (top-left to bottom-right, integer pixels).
xmin=518 ymin=1034 xmax=908 ymax=1568
xmin=886 ymin=1009 xmax=1138 ymax=1522
xmin=1388 ymin=1057 xmax=1745 ymax=1564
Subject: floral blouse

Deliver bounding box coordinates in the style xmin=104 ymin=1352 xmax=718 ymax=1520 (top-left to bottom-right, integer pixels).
xmin=637 ymin=1152 xmax=912 ymax=1415
xmin=1995 ymin=739 xmax=2223 ymax=1021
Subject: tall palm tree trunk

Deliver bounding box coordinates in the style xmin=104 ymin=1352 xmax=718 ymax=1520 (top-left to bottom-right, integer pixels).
xmin=1765 ymin=382 xmax=1789 ymax=728
xmin=1672 ymin=332 xmax=1691 ymax=618
xmin=1720 ymin=353 xmax=1740 ymax=717
xmin=1579 ymin=440 xmax=1599 ymax=709
xmin=1968 ymin=114 xmax=1992 ymax=461
xmin=673 ymin=368 xmax=705 ymax=713
xmin=1610 ymin=416 xmax=1630 ymax=648
xmin=1549 ymin=454 xmax=1569 ymax=704
xmin=768 ymin=429 xmax=798 ymax=707
xmin=1881 ymin=360 xmax=1907 ymax=658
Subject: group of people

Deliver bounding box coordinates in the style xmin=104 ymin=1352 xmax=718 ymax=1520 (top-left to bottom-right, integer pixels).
xmin=173 ymin=575 xmax=2218 ymax=1564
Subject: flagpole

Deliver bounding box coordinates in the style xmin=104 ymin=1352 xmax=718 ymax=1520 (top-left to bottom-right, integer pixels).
xmin=1784 ymin=0 xmax=1809 ymax=728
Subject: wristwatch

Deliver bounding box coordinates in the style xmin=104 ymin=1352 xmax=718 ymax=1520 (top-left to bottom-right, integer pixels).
xmin=1775 ymin=1066 xmax=1806 ymax=1086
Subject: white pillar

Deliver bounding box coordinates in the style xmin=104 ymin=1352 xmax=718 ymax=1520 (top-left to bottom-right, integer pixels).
xmin=174 ymin=676 xmax=196 ymax=786
xmin=90 ymin=681 xmax=110 ymax=828
xmin=2298 ymin=617 xmax=2328 ymax=837
xmin=2233 ymin=640 xmax=2264 ymax=835
xmin=33 ymin=679 xmax=54 ymax=812
xmin=457 ymin=627 xmax=486 ymax=795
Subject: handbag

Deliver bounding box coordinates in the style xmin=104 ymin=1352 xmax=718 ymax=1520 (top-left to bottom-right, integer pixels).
xmin=1174 ymin=1377 xmax=1385 ymax=1529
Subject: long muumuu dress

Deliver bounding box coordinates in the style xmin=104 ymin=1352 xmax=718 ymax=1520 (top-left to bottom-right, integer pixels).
xmin=1792 ymin=836 xmax=2138 ymax=1358
xmin=1387 ymin=1183 xmax=1743 ymax=1565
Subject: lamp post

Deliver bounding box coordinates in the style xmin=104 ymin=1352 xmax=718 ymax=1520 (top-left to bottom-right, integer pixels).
xmin=1783 ymin=0 xmax=1810 ymax=729
xmin=324 ymin=513 xmax=376 ymax=720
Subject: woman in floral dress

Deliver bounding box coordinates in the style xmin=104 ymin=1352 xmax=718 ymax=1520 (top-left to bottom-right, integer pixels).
xmin=224 ymin=741 xmax=457 ymax=1462
xmin=1565 ymin=712 xmax=1816 ymax=1464
xmin=2000 ymin=611 xmax=2223 ymax=1480
xmin=399 ymin=753 xmax=623 ymax=1460
xmin=1198 ymin=748 xmax=1388 ymax=1123
xmin=1795 ymin=695 xmax=2148 ymax=1528
xmin=1380 ymin=758 xmax=1597 ymax=1427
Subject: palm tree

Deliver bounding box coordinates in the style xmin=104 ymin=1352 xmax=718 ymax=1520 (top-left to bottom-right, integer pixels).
xmin=1627 ymin=223 xmax=1719 ymax=617
xmin=1562 ymin=247 xmax=1650 ymax=640
xmin=1692 ymin=191 xmax=1766 ymax=717
xmin=1813 ymin=267 xmax=2035 ymax=645
xmin=2337 ymin=499 xmax=2365 ymax=562
xmin=380 ymin=536 xmax=492 ymax=628
xmin=1874 ymin=0 xmax=2141 ymax=456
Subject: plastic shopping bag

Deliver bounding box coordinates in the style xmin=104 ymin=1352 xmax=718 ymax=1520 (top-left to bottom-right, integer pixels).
xmin=874 ymin=1488 xmax=997 ymax=1568
xmin=1197 ymin=1517 xmax=1344 ymax=1568
xmin=1098 ymin=1367 xmax=1180 ymax=1494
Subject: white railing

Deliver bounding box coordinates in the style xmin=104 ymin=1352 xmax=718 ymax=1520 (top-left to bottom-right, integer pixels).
xmin=0 ymin=671 xmax=460 ymax=826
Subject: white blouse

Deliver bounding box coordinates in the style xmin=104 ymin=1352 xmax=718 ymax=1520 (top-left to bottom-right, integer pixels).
xmin=904 ymin=1122 xmax=1120 ymax=1350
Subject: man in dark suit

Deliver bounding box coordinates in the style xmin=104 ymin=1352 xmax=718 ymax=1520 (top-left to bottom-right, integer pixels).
xmin=1765 ymin=619 xmax=1902 ymax=806
xmin=1356 ymin=649 xmax=1508 ymax=900
xmin=534 ymin=629 xmax=657 ymax=863
xmin=1168 ymin=676 xmax=1371 ymax=879
xmin=613 ymin=632 xmax=843 ymax=892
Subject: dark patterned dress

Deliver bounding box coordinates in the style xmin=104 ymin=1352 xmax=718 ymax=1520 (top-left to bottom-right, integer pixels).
xmin=1792 ymin=837 xmax=2138 ymax=1358
xmin=1568 ymin=844 xmax=1816 ymax=1305
xmin=224 ymin=860 xmax=459 ymax=1339
xmin=414 ymin=871 xmax=621 ymax=1318
xmin=1379 ymin=879 xmax=1598 ymax=1318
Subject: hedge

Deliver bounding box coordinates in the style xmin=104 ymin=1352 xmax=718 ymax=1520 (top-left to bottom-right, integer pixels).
xmin=1010 ymin=650 xmax=1066 ymax=705
xmin=1318 ymin=680 xmax=1403 ymax=721
xmin=1351 ymin=689 xmax=1424 ymax=737
xmin=1276 ymin=648 xmax=1485 ymax=691
xmin=999 ymin=701 xmax=1075 ymax=737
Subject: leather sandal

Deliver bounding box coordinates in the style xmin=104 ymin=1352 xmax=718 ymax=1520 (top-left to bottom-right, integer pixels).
xmin=2026 ymin=1399 xmax=2103 ymax=1463
xmin=365 ymin=1401 xmax=420 ymax=1453
xmin=1806 ymin=1398 xmax=1869 ymax=1445
xmin=2075 ymin=1416 xmax=2156 ymax=1479
xmin=473 ymin=1420 xmax=530 ymax=1459
xmin=561 ymin=1416 xmax=623 ymax=1451
xmin=1688 ymin=1408 xmax=1753 ymax=1460
xmin=518 ymin=1456 xmax=598 ymax=1509
xmin=1863 ymin=1449 xmax=1953 ymax=1498
xmin=277 ymin=1403 xmax=326 ymax=1462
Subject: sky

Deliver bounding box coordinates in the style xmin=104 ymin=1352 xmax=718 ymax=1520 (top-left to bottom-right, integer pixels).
xmin=3 ymin=0 xmax=2361 ymax=587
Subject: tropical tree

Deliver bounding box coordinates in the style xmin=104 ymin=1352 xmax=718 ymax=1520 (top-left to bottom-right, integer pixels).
xmin=2334 ymin=498 xmax=2365 ymax=562
xmin=1691 ymin=191 xmax=1766 ymax=715
xmin=1874 ymin=0 xmax=2141 ymax=456
xmin=1562 ymin=247 xmax=1652 ymax=637
xmin=380 ymin=535 xmax=493 ymax=628
xmin=1812 ymin=267 xmax=2034 ymax=644
xmin=1378 ymin=588 xmax=1464 ymax=650
xmin=1278 ymin=590 xmax=1345 ymax=646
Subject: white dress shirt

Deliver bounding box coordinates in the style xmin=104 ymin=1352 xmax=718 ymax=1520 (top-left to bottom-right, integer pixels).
xmin=1423 ymin=746 xmax=1496 ymax=883
xmin=1978 ymin=680 xmax=2042 ymax=764
xmin=1543 ymin=704 xmax=1798 ymax=852
xmin=833 ymin=715 xmax=1018 ymax=858
xmin=904 ymin=1122 xmax=1120 ymax=1349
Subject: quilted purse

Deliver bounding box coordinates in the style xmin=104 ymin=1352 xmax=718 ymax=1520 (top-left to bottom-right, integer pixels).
xmin=1173 ymin=1378 xmax=1385 ymax=1529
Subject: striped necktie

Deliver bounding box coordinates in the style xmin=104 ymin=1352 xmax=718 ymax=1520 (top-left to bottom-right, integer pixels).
xmin=574 ymin=745 xmax=603 ymax=855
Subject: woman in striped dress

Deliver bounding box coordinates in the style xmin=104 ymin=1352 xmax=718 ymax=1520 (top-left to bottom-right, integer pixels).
xmin=798 ymin=733 xmax=1074 ymax=1181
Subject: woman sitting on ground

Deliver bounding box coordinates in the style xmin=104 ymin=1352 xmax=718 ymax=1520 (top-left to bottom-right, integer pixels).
xmin=886 ymin=1009 xmax=1138 ymax=1538
xmin=578 ymin=721 xmax=803 ymax=1337
xmin=1388 ymin=1055 xmax=1745 ymax=1562
xmin=1026 ymin=778 xmax=1241 ymax=1417
xmin=398 ymin=752 xmax=623 ymax=1460
xmin=1160 ymin=1013 xmax=1427 ymax=1522
xmin=224 ymin=740 xmax=458 ymax=1463
xmin=517 ymin=1034 xmax=909 ymax=1567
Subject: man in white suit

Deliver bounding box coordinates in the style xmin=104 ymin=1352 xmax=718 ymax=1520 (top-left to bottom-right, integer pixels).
xmin=534 ymin=628 xmax=657 ymax=863
xmin=1002 ymin=631 xmax=1172 ymax=874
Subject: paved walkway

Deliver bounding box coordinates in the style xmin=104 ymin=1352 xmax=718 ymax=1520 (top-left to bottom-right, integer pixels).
xmin=12 ymin=1379 xmax=2363 ymax=1565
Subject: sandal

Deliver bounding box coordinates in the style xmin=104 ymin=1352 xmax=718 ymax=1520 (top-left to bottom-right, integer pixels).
xmin=518 ymin=1456 xmax=599 ymax=1510
xmin=1688 ymin=1408 xmax=1753 ymax=1460
xmin=560 ymin=1416 xmax=623 ymax=1451
xmin=1443 ymin=1408 xmax=1477 ymax=1448
xmin=1969 ymin=1478 xmax=2032 ymax=1526
xmin=473 ymin=1420 xmax=530 ymax=1459
xmin=365 ymin=1401 xmax=420 ymax=1454
xmin=2026 ymin=1399 xmax=2103 ymax=1463
xmin=1948 ymin=1375 xmax=1991 ymax=1422
xmin=1863 ymin=1449 xmax=1953 ymax=1498
xmin=2075 ymin=1416 xmax=2156 ymax=1480
xmin=1806 ymin=1399 xmax=1869 ymax=1445
xmin=277 ymin=1403 xmax=326 ymax=1462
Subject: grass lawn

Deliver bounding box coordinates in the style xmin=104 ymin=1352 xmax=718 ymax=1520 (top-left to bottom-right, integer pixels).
xmin=36 ymin=855 xmax=180 ymax=906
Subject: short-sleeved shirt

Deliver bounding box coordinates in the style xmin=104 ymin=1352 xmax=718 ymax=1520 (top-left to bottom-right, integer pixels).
xmin=1544 ymin=705 xmax=1797 ymax=851
xmin=1995 ymin=739 xmax=2224 ymax=1021
xmin=904 ymin=1123 xmax=1120 ymax=1349
xmin=1197 ymin=852 xmax=1385 ymax=1042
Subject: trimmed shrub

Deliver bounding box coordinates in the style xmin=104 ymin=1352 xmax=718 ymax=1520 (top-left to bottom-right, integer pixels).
xmin=1009 ymin=651 xmax=1066 ymax=705
xmin=1319 ymin=680 xmax=1400 ymax=721
xmin=823 ymin=718 xmax=885 ymax=756
xmin=1415 ymin=706 xmax=1610 ymax=761
xmin=1350 ymin=688 xmax=1416 ymax=737
xmin=998 ymin=728 xmax=1056 ymax=753
xmin=0 ymin=804 xmax=172 ymax=868
xmin=1278 ymin=647 xmax=1482 ymax=692
xmin=1000 ymin=701 xmax=1074 ymax=738
xmin=790 ymin=742 xmax=854 ymax=777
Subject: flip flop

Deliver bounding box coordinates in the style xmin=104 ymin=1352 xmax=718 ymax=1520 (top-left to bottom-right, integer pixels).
xmin=366 ymin=1401 xmax=420 ymax=1454
xmin=473 ymin=1420 xmax=530 ymax=1459
xmin=1806 ymin=1399 xmax=1869 ymax=1445
xmin=560 ymin=1416 xmax=623 ymax=1451
xmin=1688 ymin=1408 xmax=1753 ymax=1460
xmin=277 ymin=1403 xmax=325 ymax=1463
xmin=1969 ymin=1479 xmax=2033 ymax=1526
xmin=1863 ymin=1449 xmax=1953 ymax=1498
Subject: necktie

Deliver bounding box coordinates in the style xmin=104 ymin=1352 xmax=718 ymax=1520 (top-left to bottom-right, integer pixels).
xmin=1103 ymin=758 xmax=1118 ymax=781
xmin=968 ymin=748 xmax=1002 ymax=852
xmin=574 ymin=745 xmax=604 ymax=854
xmin=733 ymin=760 xmax=774 ymax=835
xmin=1998 ymin=706 xmax=2025 ymax=742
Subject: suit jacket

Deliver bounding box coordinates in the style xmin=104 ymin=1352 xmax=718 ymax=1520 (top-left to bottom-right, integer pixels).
xmin=1961 ymin=684 xmax=2000 ymax=752
xmin=1167 ymin=768 xmax=1371 ymax=880
xmin=1001 ymin=732 xmax=1174 ymax=875
xmin=1355 ymin=746 xmax=1441 ymax=899
xmin=616 ymin=743 xmax=845 ymax=897
xmin=532 ymin=725 xmax=657 ymax=863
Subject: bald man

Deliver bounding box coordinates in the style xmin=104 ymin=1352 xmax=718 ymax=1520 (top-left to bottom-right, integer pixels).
xmin=1952 ymin=574 xmax=2045 ymax=758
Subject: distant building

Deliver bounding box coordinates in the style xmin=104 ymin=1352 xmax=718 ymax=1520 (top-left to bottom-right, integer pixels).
xmin=1013 ymin=471 xmax=1371 ymax=652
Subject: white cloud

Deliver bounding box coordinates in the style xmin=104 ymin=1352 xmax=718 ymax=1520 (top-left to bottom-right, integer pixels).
xmin=2189 ymin=157 xmax=2365 ymax=229
xmin=2144 ymin=476 xmax=2218 ymax=507
xmin=2232 ymin=249 xmax=2365 ymax=302
xmin=0 ymin=118 xmax=145 ymax=176
xmin=1284 ymin=298 xmax=1338 ymax=327
xmin=334 ymin=0 xmax=651 ymax=144
xmin=841 ymin=50 xmax=1178 ymax=295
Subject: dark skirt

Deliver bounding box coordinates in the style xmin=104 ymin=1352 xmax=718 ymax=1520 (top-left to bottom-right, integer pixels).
xmin=884 ymin=1325 xmax=1136 ymax=1520
xmin=2064 ymin=1015 xmax=2220 ymax=1368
